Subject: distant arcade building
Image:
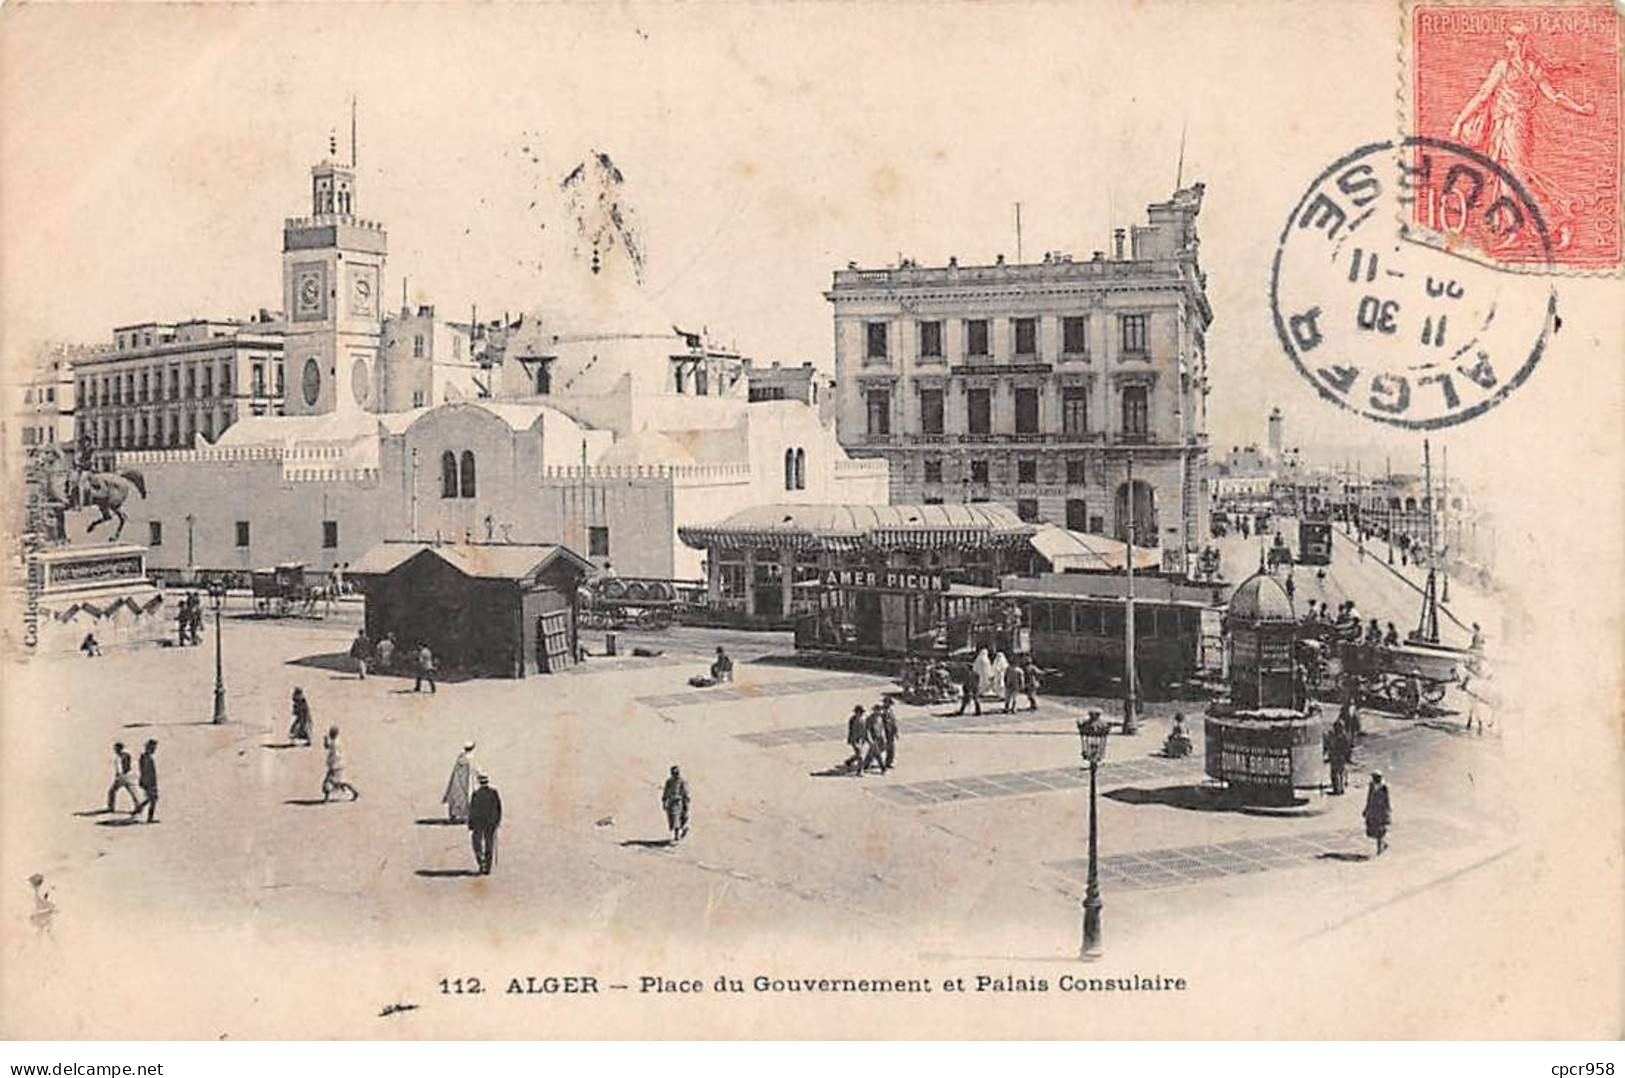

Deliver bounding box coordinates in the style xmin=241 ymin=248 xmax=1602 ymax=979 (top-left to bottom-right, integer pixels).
xmin=827 ymin=184 xmax=1213 ymax=570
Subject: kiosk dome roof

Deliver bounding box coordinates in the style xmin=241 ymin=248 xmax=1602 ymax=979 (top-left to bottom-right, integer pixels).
xmin=1228 ymin=571 xmax=1295 ymax=622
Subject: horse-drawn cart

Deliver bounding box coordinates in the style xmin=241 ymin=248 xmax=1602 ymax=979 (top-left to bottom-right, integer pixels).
xmin=1300 ymin=631 xmax=1471 ymax=714
xmin=251 ymin=562 xmax=320 ymax=617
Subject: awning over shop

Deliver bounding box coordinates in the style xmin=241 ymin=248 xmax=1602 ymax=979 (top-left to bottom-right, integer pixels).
xmin=1029 ymin=524 xmax=1162 ymax=573
xmin=678 ymin=503 xmax=1036 ymax=554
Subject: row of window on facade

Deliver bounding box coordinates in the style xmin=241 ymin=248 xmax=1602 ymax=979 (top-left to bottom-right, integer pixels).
xmin=918 ymin=455 xmax=1095 ymax=487
xmin=148 ymin=518 xmax=340 ymax=550
xmin=863 ymin=314 xmax=1148 ymax=362
xmin=145 ymin=514 xmax=614 ymax=561
xmin=21 ymin=386 xmax=59 ymax=404
xmin=672 ymin=361 xmax=740 ymax=396
xmin=80 ymin=407 xmax=236 ymax=449
xmin=865 ymin=384 xmax=1149 ymax=438
xmin=78 ymin=359 xmax=282 ymax=408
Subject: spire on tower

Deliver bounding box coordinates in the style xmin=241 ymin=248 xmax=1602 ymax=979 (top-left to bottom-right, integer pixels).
xmin=350 ymin=94 xmax=358 ymax=167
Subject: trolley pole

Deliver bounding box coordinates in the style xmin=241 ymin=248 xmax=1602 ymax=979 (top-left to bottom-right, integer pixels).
xmin=1123 ymin=450 xmax=1139 ymax=735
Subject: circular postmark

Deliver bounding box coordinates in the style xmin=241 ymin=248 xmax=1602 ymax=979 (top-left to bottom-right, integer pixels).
xmin=1270 ymin=137 xmax=1557 ymax=430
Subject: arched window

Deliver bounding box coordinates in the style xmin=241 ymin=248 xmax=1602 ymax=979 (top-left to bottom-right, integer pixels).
xmin=784 ymin=448 xmax=795 ymax=491
xmin=459 ymin=450 xmax=477 ymax=499
xmin=440 ymin=450 xmax=459 ymax=498
xmin=794 ymin=448 xmax=806 ymax=490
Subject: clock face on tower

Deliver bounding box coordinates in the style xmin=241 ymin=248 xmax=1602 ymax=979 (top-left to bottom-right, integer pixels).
xmin=301 ymin=357 xmax=322 ymax=407
xmin=349 ymin=270 xmax=375 ymax=317
xmin=292 ymin=262 xmax=327 ymax=322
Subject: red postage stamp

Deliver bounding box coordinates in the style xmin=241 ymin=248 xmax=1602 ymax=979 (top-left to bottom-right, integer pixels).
xmin=1410 ymin=3 xmax=1622 ymax=270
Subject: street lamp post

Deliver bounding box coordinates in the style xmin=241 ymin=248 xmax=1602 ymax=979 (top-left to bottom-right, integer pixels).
xmin=208 ymin=580 xmax=228 ymax=725
xmin=1122 ymin=451 xmax=1139 ymax=735
xmin=1076 ymin=711 xmax=1111 ymax=959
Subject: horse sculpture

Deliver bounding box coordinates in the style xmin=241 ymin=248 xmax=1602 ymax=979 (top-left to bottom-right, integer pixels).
xmin=32 ymin=444 xmax=148 ymax=542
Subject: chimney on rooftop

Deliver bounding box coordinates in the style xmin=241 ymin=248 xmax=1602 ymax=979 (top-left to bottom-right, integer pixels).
xmin=1114 ymin=229 xmax=1126 ymax=260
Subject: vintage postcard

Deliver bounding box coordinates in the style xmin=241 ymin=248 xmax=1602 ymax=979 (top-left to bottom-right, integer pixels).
xmin=1 ymin=0 xmax=1620 ymax=1042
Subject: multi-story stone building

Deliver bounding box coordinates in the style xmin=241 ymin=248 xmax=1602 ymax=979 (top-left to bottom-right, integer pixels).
xmin=72 ymin=315 xmax=287 ymax=451
xmin=10 ymin=344 xmax=82 ymax=452
xmin=828 ymin=184 xmax=1212 ymax=563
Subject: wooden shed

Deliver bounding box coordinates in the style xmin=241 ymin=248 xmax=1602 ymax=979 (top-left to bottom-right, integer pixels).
xmin=348 ymin=541 xmax=594 ymax=678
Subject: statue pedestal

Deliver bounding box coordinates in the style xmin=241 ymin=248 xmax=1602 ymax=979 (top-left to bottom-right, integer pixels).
xmin=20 ymin=545 xmax=167 ymax=656
xmin=1203 ymin=705 xmax=1330 ymax=811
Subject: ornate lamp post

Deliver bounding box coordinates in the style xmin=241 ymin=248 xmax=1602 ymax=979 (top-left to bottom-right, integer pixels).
xmin=1076 ymin=711 xmax=1111 ymax=959
xmin=208 ymin=580 xmax=228 ymax=725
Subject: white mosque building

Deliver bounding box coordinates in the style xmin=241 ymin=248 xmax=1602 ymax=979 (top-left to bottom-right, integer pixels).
xmin=105 ymin=140 xmax=887 ymax=582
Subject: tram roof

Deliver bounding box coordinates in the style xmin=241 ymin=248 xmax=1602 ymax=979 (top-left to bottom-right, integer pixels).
xmin=678 ymin=502 xmax=1035 ymax=551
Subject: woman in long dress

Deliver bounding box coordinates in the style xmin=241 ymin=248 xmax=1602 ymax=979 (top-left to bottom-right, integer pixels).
xmin=442 ymin=742 xmax=475 ymax=823
xmin=972 ymin=647 xmax=993 ymax=699
xmin=989 ymin=650 xmax=1009 ymax=700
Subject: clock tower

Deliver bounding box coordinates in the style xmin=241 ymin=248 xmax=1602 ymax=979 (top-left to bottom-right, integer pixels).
xmin=282 ymin=134 xmax=386 ymax=416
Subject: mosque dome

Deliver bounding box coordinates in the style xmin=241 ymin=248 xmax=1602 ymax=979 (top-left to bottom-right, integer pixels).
xmin=1227 ymin=571 xmax=1295 ymax=622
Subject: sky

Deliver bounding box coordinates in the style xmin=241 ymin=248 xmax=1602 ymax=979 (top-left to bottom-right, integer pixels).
xmin=1 ymin=1 xmax=1616 ymax=484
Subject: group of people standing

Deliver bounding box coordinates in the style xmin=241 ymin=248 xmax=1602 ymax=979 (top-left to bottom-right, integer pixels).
xmin=843 ymin=698 xmax=899 ymax=776
xmin=174 ymin=592 xmax=206 ymax=647
xmin=955 ymin=648 xmax=1040 ymax=716
xmin=350 ymin=628 xmax=436 ymax=693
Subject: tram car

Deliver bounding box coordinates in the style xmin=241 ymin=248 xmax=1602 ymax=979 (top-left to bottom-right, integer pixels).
xmin=997 ymin=575 xmax=1223 ymax=695
xmin=1297 ymin=518 xmax=1333 ymax=565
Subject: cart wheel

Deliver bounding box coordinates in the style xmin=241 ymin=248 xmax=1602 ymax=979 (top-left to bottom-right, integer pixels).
xmin=1422 ymin=683 xmax=1447 ymax=705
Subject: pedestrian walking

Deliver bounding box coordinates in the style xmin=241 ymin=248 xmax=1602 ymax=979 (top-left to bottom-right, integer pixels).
xmin=413 ymin=643 xmax=437 ymax=694
xmin=467 ymin=773 xmax=502 ymax=874
xmin=955 ymin=662 xmax=981 ymax=716
xmin=288 ymin=687 xmax=313 ymax=745
xmin=661 ymin=765 xmax=690 ymax=844
xmin=1002 ymin=661 xmax=1025 ymax=714
xmin=349 ymin=629 xmax=371 ymax=680
xmin=862 ymin=705 xmax=887 ymax=774
xmin=880 ymin=698 xmax=898 ymax=772
xmin=80 ymin=632 xmax=102 ymax=658
xmin=844 ymin=705 xmax=869 ymax=774
xmin=1323 ymin=720 xmax=1352 ymax=795
xmin=321 ymin=726 xmax=360 ymax=802
xmin=443 ymin=741 xmax=475 ymax=823
xmin=106 ymin=741 xmax=140 ymax=812
xmin=989 ymin=649 xmax=1009 ymax=700
xmin=1021 ymin=659 xmax=1040 ymax=710
xmin=1363 ymin=771 xmax=1392 ymax=856
xmin=129 ymin=740 xmax=159 ymax=823
xmin=972 ymin=647 xmax=992 ymax=702
xmin=375 ymin=632 xmax=396 ymax=673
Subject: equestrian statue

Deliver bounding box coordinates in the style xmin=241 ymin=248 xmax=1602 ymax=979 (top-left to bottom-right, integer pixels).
xmin=32 ymin=436 xmax=148 ymax=543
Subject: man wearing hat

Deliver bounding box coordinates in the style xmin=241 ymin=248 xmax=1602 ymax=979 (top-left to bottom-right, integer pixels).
xmin=467 ymin=773 xmax=502 ymax=875
xmin=844 ymin=705 xmax=869 ymax=775
xmin=442 ymin=741 xmax=475 ymax=823
xmin=1363 ymin=771 xmax=1392 ymax=857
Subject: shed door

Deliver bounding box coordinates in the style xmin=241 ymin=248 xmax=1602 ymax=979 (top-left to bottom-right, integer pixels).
xmin=537 ymin=611 xmax=574 ymax=673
